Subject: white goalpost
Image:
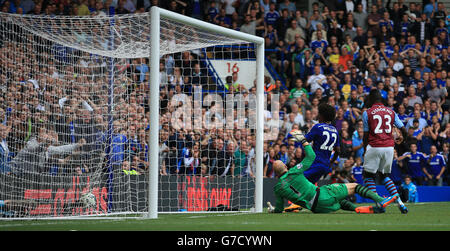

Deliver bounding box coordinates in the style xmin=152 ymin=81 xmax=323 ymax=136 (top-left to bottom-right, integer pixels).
xmin=147 ymin=7 xmax=265 ymax=219
xmin=0 ymin=7 xmax=265 ymax=219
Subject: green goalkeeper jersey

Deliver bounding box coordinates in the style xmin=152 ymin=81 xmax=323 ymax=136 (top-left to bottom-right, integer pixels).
xmin=273 ymin=145 xmax=317 ymax=213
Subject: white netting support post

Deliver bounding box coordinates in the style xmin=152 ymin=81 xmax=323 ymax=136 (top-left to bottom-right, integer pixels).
xmin=147 ymin=7 xmax=160 ymax=219
xmin=254 ymin=43 xmax=265 ymax=213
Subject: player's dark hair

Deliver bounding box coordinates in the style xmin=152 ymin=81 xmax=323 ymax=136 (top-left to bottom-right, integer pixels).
xmin=365 ymin=89 xmax=385 ymax=108
xmin=318 ymin=103 xmax=336 ymax=123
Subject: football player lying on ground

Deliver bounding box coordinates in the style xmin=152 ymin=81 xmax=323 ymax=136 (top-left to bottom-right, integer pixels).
xmin=267 ymin=130 xmax=397 ymax=214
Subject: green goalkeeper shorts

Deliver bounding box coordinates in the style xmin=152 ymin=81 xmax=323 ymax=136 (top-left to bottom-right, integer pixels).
xmin=313 ymin=183 xmax=349 ymax=213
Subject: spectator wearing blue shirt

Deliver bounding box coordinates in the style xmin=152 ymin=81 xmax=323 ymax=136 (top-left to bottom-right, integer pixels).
xmin=406 ymin=110 xmax=428 ymax=131
xmin=423 ymin=145 xmax=447 ymax=186
xmin=213 ymin=8 xmax=231 ymax=28
xmin=432 ymin=35 xmax=447 ymax=52
xmin=351 ymin=157 xmax=364 ymax=184
xmin=379 ymin=11 xmax=394 ymax=33
xmin=410 ymin=119 xmax=423 ymax=138
xmin=378 ymin=42 xmax=393 ymax=62
xmin=264 ymin=3 xmax=280 ymax=27
xmin=293 ymin=48 xmax=310 ymax=81
xmin=362 ymin=78 xmax=374 ymax=95
xmin=352 ymin=127 xmax=364 ymax=162
xmin=278 ymin=144 xmax=289 ymax=164
xmin=437 ymin=29 xmax=449 ymax=48
xmin=264 ymin=24 xmax=279 ymax=46
xmin=390 ymin=150 xmax=404 ymax=186
xmin=135 ymin=58 xmax=149 ymax=83
xmin=436 ymin=27 xmax=449 ymax=42
xmin=397 ymin=104 xmax=410 ymax=126
xmin=398 ymin=13 xmax=411 ymax=38
xmin=341 ymin=100 xmax=357 ymax=125
xmin=110 ymin=121 xmax=128 ymax=168
xmin=0 ymin=123 xmax=10 ymax=174
xmin=401 ymin=175 xmax=419 ymax=202
xmin=436 ymin=70 xmax=447 ymax=88
xmin=423 ymin=0 xmax=438 ymax=19
xmin=347 ymin=90 xmax=364 ymax=118
xmin=376 ymin=81 xmax=388 ymax=100
xmin=407 ymin=72 xmax=423 ymax=89
xmin=417 ymin=126 xmax=435 ymax=155
xmin=309 ymin=9 xmax=322 ymax=31
xmin=310 ymin=31 xmax=328 ymax=52
xmin=402 ymin=36 xmax=417 ymax=52
xmin=421 ymin=101 xmax=443 ymax=126
xmin=279 ymin=0 xmax=296 ymax=16
xmin=206 ymin=1 xmax=219 ymax=22
xmin=398 ymin=143 xmax=427 ymax=185
xmin=8 ymin=0 xmax=24 ymax=13
xmin=417 ymin=57 xmax=431 ymax=77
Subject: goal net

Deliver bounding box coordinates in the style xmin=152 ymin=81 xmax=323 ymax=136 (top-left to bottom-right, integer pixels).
xmin=0 ymin=7 xmax=265 ymax=219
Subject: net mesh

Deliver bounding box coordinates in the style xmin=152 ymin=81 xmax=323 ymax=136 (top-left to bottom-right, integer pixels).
xmin=0 ymin=11 xmax=260 ymax=218
xmin=3 ymin=13 xmax=244 ymax=58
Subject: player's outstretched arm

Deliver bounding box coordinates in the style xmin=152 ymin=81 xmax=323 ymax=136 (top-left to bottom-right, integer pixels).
xmin=301 ymin=142 xmax=316 ymax=170
xmin=290 ymin=130 xmax=316 ymax=170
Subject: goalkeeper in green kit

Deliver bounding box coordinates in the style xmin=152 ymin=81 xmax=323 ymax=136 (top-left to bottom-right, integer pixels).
xmin=267 ymin=130 xmax=397 ymax=214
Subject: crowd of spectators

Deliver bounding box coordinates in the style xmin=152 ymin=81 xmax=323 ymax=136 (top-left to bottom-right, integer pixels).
xmin=0 ymin=0 xmax=449 ymax=190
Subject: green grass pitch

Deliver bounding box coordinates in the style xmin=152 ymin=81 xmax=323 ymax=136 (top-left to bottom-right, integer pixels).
xmin=1 ymin=202 xmax=449 ymax=231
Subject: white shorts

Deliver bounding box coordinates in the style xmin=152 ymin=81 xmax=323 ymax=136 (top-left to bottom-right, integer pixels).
xmin=363 ymin=145 xmax=394 ymax=174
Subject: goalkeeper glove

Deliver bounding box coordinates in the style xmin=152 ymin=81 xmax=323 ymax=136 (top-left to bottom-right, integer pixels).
xmin=267 ymin=202 xmax=275 ymax=213
xmin=290 ymin=130 xmax=308 ymax=144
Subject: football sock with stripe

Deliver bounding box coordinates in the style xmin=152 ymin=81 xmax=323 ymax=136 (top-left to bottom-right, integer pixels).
xmin=339 ymin=199 xmax=357 ymax=211
xmin=382 ymin=177 xmax=404 ymax=206
xmin=355 ymin=184 xmax=384 ymax=203
xmin=363 ymin=178 xmax=377 ymax=194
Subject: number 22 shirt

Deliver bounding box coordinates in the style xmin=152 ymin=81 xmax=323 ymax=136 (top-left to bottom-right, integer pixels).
xmin=305 ymin=123 xmax=338 ymax=167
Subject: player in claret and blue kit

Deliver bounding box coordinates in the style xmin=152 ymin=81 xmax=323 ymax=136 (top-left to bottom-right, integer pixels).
xmin=362 ymin=90 xmax=408 ymax=214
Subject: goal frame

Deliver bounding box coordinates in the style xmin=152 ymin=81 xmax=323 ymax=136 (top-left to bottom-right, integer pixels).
xmin=147 ymin=7 xmax=265 ymax=219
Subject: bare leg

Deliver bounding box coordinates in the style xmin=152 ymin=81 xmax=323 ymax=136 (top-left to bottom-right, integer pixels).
xmin=347 ymin=183 xmax=389 ymax=204
xmin=345 ymin=183 xmax=358 ymax=195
